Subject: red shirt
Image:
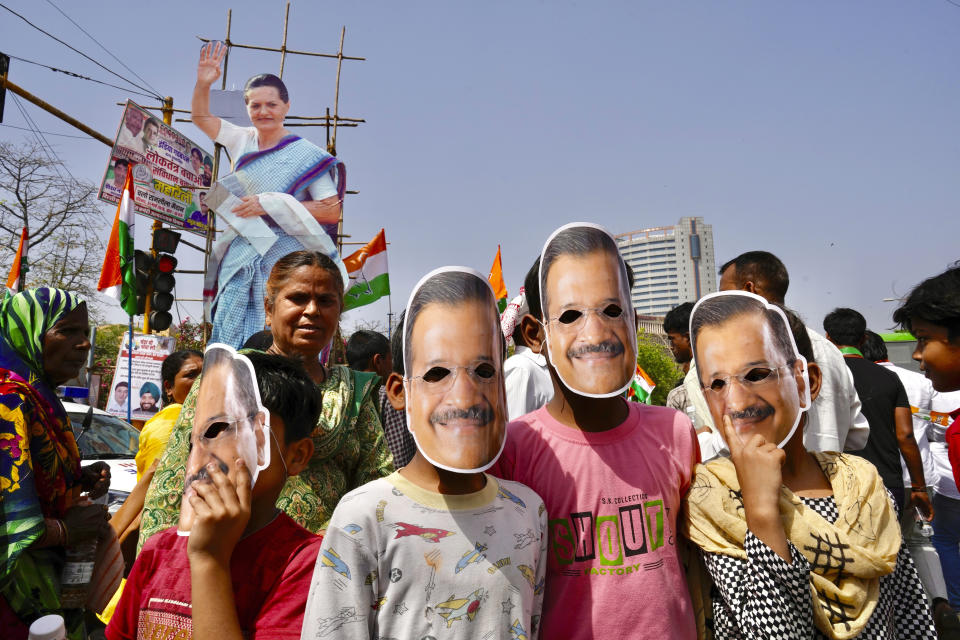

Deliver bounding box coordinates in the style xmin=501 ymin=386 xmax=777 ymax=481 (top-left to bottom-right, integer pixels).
xmin=105 ymin=513 xmax=321 ymax=640
xmin=945 ymin=408 xmax=960 ymax=492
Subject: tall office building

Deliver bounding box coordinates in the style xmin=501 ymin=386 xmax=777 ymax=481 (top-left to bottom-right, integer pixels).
xmin=616 ymin=217 xmax=717 ymax=316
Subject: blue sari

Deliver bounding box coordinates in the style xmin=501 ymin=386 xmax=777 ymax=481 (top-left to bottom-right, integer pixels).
xmin=206 ymin=135 xmax=346 ymax=348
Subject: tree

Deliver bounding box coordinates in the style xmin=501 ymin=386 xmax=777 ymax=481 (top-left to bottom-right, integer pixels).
xmin=636 ymin=328 xmax=684 ymax=406
xmin=0 ymin=141 xmax=106 ymax=316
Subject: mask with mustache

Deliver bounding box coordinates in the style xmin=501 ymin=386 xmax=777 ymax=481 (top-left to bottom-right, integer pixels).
xmin=402 ymin=266 xmax=509 ymax=474
xmin=539 ymin=222 xmax=639 ymax=399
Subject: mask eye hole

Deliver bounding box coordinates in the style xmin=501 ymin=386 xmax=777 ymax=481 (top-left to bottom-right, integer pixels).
xmin=603 ymin=304 xmax=623 ymax=319
xmin=422 ymin=367 xmax=451 ymax=383
xmin=708 ymin=378 xmax=727 ymax=393
xmin=474 ymin=363 xmax=496 ymax=379
xmin=743 ymin=367 xmax=774 ymax=383
xmin=558 ymin=309 xmax=583 ymax=325
xmin=202 ymin=421 xmax=230 ymax=440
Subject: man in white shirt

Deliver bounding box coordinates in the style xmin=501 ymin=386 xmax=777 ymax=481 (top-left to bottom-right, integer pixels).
xmin=691 ymin=251 xmax=869 ymax=460
xmin=502 ymin=281 xmax=553 ymax=421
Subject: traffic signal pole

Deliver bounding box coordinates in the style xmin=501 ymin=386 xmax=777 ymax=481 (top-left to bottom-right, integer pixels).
xmin=143 ymin=96 xmax=175 ymax=335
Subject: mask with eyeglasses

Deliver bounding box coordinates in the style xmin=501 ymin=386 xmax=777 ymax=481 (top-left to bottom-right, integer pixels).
xmin=538 ymin=223 xmax=639 ymax=399
xmin=402 ymin=266 xmax=508 ymax=474
xmin=690 ymin=291 xmax=812 ymax=450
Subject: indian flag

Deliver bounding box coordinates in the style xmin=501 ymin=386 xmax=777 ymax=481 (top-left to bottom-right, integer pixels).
xmin=488 ymin=245 xmax=508 ymax=313
xmin=627 ymin=364 xmax=656 ymax=404
xmin=5 ymin=227 xmax=27 ymax=295
xmin=98 ymin=171 xmax=138 ymax=316
xmin=344 ymin=228 xmax=390 ymax=310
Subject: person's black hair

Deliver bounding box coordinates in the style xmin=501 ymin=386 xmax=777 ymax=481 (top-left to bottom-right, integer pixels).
xmin=115 ymin=381 xmax=128 ymax=389
xmin=861 ymin=330 xmax=889 ymax=362
xmin=823 ymin=307 xmax=867 ymax=347
xmin=893 ymin=264 xmax=960 ymax=342
xmin=391 ymin=311 xmax=405 ymax=376
xmin=540 ymin=226 xmax=627 ymax=321
xmin=243 ymin=351 xmax=322 ymax=443
xmin=203 ymin=156 xmax=214 ymax=169
xmin=160 ymin=349 xmax=203 ymax=404
xmin=191 ymin=147 xmax=202 ymax=159
xmin=144 ymin=117 xmax=160 ymax=132
xmin=242 ymin=330 xmax=274 ymax=351
xmin=404 ymin=271 xmax=498 ymax=373
xmin=663 ymin=302 xmax=695 ymax=335
xmin=390 ymin=309 xmax=407 ymax=376
xmin=346 ymin=330 xmax=390 ymax=371
xmin=719 ymin=251 xmax=790 ymax=303
xmin=512 ymin=323 xmax=526 ymax=349
xmin=244 ymin=73 xmax=289 ymax=104
xmin=114 ymin=158 xmax=129 ymax=169
xmin=691 ymin=295 xmax=798 ymax=372
xmin=524 ymin=257 xmax=543 ymax=320
xmin=774 ymin=303 xmax=815 ymax=364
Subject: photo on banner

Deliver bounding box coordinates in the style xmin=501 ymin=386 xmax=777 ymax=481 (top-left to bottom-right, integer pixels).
xmin=538 ymin=222 xmax=638 ymax=398
xmin=689 ymin=291 xmax=812 ymax=449
xmin=401 ymin=266 xmax=507 ymax=473
xmin=98 ymin=100 xmax=213 ymax=237
xmin=105 ymin=333 xmax=175 ymax=421
xmin=178 ymin=343 xmax=271 ymax=534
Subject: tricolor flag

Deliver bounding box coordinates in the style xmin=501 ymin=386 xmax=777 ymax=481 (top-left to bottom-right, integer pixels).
xmin=5 ymin=227 xmax=27 ymax=295
xmin=98 ymin=171 xmax=138 ymax=316
xmin=344 ymin=228 xmax=390 ymax=310
xmin=488 ymin=245 xmax=508 ymax=313
xmin=626 ymin=364 xmax=656 ymax=404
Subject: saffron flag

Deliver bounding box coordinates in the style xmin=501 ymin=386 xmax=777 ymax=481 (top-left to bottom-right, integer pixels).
xmin=488 ymin=245 xmax=508 ymax=313
xmin=626 ymin=364 xmax=656 ymax=404
xmin=98 ymin=171 xmax=138 ymax=316
xmin=343 ymin=228 xmax=390 ymax=310
xmin=5 ymin=227 xmax=27 ymax=295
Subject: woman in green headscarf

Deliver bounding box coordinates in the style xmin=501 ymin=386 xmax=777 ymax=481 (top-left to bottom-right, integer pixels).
xmin=0 ymin=288 xmax=111 ymax=639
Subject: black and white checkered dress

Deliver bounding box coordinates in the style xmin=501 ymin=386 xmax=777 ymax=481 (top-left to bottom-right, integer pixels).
xmin=703 ymin=495 xmax=936 ymax=639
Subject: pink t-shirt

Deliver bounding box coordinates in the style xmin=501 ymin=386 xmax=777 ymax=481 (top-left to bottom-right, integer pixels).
xmin=490 ymin=402 xmax=698 ymax=640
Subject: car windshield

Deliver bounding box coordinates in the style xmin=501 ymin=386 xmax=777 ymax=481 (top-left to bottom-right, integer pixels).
xmin=68 ymin=410 xmax=139 ymax=459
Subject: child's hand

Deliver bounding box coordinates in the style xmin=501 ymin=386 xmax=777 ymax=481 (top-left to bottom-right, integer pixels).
xmin=187 ymin=458 xmax=251 ymax=567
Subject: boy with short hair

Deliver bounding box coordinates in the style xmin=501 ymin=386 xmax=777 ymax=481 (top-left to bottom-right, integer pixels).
xmin=106 ymin=351 xmax=324 ymax=640
xmin=301 ymin=268 xmax=547 ymax=640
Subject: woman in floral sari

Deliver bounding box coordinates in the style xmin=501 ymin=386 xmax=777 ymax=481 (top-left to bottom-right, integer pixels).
xmin=0 ymin=288 xmax=110 ymax=639
xmin=139 ymin=251 xmax=393 ymax=548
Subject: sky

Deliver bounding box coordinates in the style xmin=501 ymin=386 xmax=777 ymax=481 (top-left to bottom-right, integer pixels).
xmin=2 ymin=0 xmax=958 ymax=336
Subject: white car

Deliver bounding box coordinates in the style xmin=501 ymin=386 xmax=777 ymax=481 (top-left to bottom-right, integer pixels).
xmin=63 ymin=401 xmax=140 ymax=514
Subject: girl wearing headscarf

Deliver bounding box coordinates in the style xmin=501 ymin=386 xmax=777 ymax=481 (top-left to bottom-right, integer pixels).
xmin=0 ymin=288 xmax=111 ymax=639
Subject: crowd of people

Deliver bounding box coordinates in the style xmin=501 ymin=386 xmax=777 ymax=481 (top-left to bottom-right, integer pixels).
xmin=2 ymin=47 xmax=960 ymax=640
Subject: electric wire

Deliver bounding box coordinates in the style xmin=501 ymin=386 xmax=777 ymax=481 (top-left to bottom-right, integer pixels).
xmin=5 ymin=53 xmax=158 ymax=100
xmin=0 ymin=2 xmax=163 ymax=100
xmin=0 ymin=122 xmax=97 ymax=140
xmin=43 ymin=0 xmax=164 ymax=99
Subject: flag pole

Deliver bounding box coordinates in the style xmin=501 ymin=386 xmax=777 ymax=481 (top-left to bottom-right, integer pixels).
xmin=127 ymin=316 xmax=133 ymax=423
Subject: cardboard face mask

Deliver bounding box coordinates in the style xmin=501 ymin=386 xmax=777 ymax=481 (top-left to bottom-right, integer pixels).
xmin=178 ymin=344 xmax=270 ymax=534
xmin=690 ymin=291 xmax=812 ymax=450
xmin=538 ymin=222 xmax=638 ymax=398
xmin=402 ymin=267 xmax=508 ymax=473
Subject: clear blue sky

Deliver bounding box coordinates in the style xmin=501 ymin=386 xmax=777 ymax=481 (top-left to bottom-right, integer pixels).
xmin=2 ymin=0 xmax=958 ymax=335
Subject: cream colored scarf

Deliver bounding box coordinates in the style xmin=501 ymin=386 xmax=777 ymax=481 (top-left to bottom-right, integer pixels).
xmin=683 ymin=452 xmax=901 ymax=640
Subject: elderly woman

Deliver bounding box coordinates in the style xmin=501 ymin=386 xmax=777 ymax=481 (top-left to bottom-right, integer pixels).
xmin=139 ymin=250 xmax=393 ymax=547
xmin=0 ymin=288 xmax=111 ymax=639
xmin=682 ymin=293 xmax=935 ymax=639
xmin=192 ymin=41 xmax=346 ymax=349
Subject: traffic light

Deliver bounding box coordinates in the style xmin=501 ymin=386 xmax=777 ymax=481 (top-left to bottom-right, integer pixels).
xmin=150 ymin=253 xmax=178 ymax=331
xmin=133 ymin=250 xmax=154 ymax=316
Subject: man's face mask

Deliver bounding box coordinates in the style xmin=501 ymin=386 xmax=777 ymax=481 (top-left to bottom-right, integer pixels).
xmin=539 ymin=223 xmax=638 ymax=398
xmin=178 ymin=344 xmax=270 ymax=534
xmin=402 ymin=267 xmax=507 ymax=473
xmin=691 ymin=291 xmax=812 ymax=450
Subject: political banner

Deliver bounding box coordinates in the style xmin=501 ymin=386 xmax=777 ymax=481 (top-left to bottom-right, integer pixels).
xmin=98 ymin=101 xmax=213 ymax=237
xmin=105 ymin=332 xmax=176 ymax=422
